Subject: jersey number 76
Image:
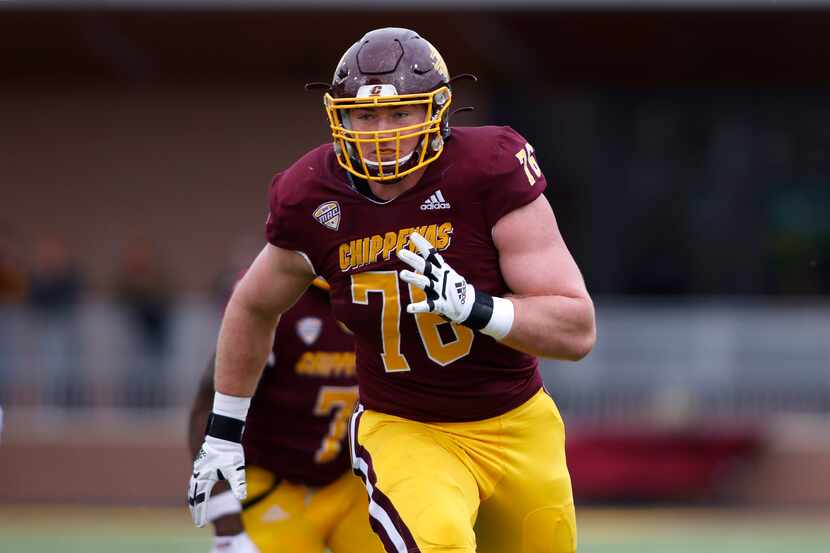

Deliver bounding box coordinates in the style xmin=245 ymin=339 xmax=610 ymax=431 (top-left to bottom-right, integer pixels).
xmin=351 ymin=271 xmax=474 ymax=372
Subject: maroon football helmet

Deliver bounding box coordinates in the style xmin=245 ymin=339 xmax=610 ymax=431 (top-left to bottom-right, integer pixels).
xmin=322 ymin=28 xmax=453 ymax=182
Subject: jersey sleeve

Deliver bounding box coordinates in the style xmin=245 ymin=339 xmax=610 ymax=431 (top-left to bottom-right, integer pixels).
xmin=265 ymin=172 xmax=319 ymax=272
xmin=482 ymin=126 xmax=548 ymax=229
xmin=265 ymin=172 xmax=290 ymax=247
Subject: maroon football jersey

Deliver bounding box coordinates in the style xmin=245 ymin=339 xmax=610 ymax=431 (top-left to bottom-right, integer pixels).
xmin=243 ymin=284 xmax=357 ymax=487
xmin=266 ymin=126 xmax=545 ymax=422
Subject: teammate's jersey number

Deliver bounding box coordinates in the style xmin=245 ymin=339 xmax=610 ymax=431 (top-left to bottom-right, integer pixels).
xmin=351 ymin=271 xmax=474 ymax=372
xmin=313 ymin=385 xmax=359 ymax=463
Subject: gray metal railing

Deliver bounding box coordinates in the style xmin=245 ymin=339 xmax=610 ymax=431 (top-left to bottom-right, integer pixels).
xmin=1 ymin=298 xmax=828 ymax=419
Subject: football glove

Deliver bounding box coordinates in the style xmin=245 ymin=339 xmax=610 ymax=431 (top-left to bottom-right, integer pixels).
xmin=397 ymin=231 xmax=514 ymax=340
xmin=211 ymin=532 xmax=260 ymax=553
xmin=189 ymin=408 xmax=248 ymax=528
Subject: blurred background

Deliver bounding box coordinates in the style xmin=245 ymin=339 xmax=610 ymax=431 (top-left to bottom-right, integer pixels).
xmin=1 ymin=1 xmax=829 ymax=552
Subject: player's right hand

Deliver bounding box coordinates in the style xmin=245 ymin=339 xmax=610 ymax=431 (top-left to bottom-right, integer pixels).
xmin=189 ymin=434 xmax=247 ymax=528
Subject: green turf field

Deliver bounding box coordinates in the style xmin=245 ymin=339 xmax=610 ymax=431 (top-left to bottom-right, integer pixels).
xmin=1 ymin=506 xmax=829 ymax=553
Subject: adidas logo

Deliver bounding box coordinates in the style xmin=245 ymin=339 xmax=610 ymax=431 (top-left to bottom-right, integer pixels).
xmin=454 ymin=281 xmax=467 ymax=304
xmin=420 ymin=190 xmax=451 ymax=210
xmin=262 ymin=504 xmax=290 ymax=522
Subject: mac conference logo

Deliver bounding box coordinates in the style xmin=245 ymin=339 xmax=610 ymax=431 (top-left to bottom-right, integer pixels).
xmin=313 ymin=201 xmax=341 ymax=231
xmin=296 ymin=317 xmax=323 ymax=346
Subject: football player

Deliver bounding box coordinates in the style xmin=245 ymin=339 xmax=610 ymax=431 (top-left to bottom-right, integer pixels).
xmin=188 ymin=278 xmax=384 ymax=553
xmin=189 ymin=28 xmax=596 ymax=553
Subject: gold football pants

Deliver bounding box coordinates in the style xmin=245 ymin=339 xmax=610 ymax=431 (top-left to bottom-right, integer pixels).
xmin=349 ymin=387 xmax=576 ymax=553
xmin=241 ymin=466 xmax=385 ymax=553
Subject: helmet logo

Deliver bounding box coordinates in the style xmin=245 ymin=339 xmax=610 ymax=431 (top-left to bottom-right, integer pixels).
xmin=313 ymin=201 xmax=342 ymax=231
xmin=357 ymin=84 xmax=399 ymax=98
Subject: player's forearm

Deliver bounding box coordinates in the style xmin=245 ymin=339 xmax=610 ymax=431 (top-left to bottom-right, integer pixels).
xmin=214 ymin=294 xmax=279 ymax=397
xmin=501 ymin=294 xmax=595 ymax=360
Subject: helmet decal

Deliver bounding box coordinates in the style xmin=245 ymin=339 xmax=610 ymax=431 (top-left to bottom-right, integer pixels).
xmin=356 ymin=84 xmax=399 ymax=98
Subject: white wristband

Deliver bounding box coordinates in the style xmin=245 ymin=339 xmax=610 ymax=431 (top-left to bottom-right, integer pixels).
xmin=206 ymin=489 xmax=242 ymax=523
xmin=213 ymin=392 xmax=251 ymax=421
xmin=480 ymin=296 xmax=514 ymax=340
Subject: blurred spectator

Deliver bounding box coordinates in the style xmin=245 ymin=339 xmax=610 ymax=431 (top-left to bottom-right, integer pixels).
xmin=210 ymin=233 xmax=260 ymax=308
xmin=27 ymin=237 xmax=84 ymax=406
xmin=0 ymin=223 xmax=29 ymax=403
xmin=116 ymin=240 xmax=172 ymax=407
xmin=0 ymin=223 xmax=28 ymax=304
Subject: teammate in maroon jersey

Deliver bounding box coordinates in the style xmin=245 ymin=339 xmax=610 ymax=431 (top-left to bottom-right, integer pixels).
xmin=189 ymin=28 xmax=595 ymax=553
xmin=188 ymin=279 xmax=383 ymax=553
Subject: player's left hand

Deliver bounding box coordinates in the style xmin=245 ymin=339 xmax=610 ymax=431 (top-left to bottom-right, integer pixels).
xmin=398 ymin=232 xmax=475 ymax=323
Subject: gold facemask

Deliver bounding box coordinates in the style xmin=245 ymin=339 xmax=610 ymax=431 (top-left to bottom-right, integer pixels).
xmin=324 ymin=86 xmax=452 ymax=182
